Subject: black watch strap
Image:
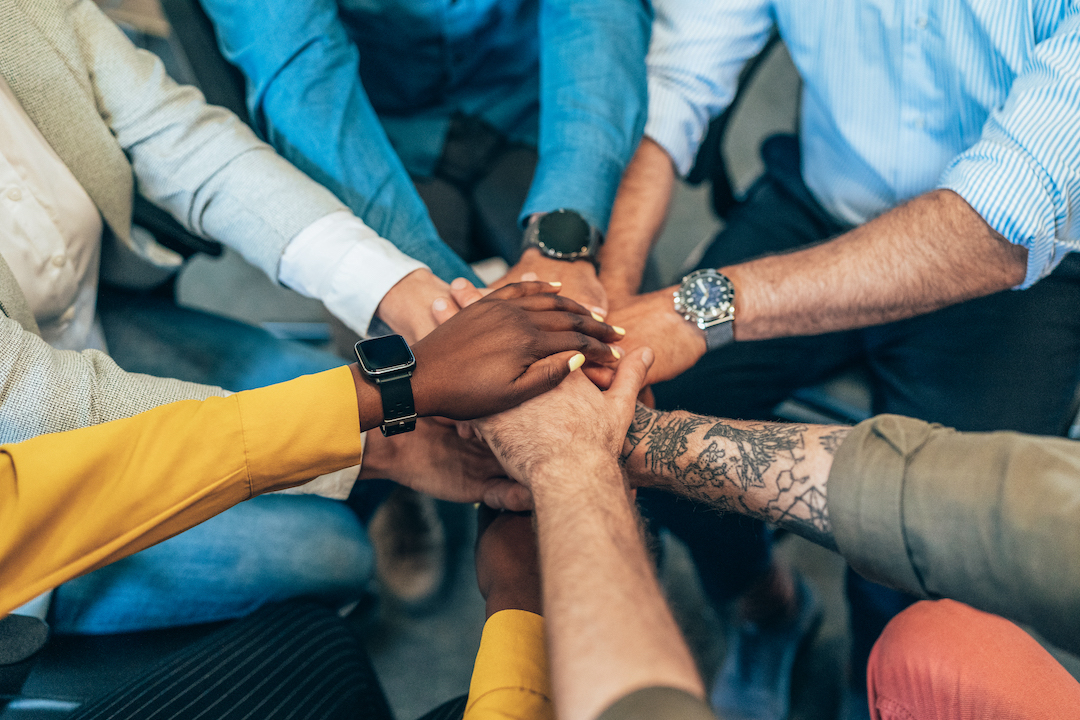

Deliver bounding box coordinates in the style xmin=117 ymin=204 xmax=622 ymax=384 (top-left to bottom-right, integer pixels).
xmin=375 ymin=374 xmax=417 ymax=436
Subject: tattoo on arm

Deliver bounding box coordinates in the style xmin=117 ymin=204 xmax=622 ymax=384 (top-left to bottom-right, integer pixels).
xmin=819 ymin=428 xmax=847 ymax=456
xmin=624 ymin=411 xmax=849 ymax=552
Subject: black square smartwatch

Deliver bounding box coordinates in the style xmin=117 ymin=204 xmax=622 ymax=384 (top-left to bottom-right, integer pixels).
xmin=354 ymin=335 xmax=417 ymax=436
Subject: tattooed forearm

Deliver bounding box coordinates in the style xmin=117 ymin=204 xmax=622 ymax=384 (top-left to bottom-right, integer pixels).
xmin=623 ymin=410 xmax=846 ymax=553
xmin=702 ymin=421 xmax=807 ymax=491
xmin=818 ymin=428 xmax=850 ymax=456
xmin=622 ymin=403 xmax=660 ymax=460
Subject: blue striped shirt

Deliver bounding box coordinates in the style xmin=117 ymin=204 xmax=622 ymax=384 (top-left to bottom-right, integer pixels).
xmin=646 ymin=0 xmax=1080 ymax=287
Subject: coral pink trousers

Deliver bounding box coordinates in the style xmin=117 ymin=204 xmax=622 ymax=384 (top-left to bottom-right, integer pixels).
xmin=867 ymin=599 xmax=1080 ymax=719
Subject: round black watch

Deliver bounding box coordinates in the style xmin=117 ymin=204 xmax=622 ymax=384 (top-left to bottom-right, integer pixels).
xmin=354 ymin=335 xmax=417 ymax=436
xmin=522 ymin=209 xmax=603 ymax=269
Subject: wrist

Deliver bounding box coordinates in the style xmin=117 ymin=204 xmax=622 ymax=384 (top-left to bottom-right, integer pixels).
xmin=375 ymin=268 xmax=448 ymax=343
xmin=663 ymin=285 xmax=709 ymax=357
xmin=519 ymin=247 xmax=599 ymax=276
xmin=348 ymin=363 xmax=388 ymax=432
xmin=531 ymin=451 xmax=626 ymax=506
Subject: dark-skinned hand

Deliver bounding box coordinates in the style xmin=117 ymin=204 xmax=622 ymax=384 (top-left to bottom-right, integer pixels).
xmin=410 ymin=282 xmax=623 ymax=420
xmin=475 ymin=506 xmax=542 ymax=619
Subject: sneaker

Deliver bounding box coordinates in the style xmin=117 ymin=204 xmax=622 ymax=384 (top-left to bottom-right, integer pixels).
xmin=710 ymin=576 xmax=823 ymax=720
xmin=368 ymin=487 xmax=447 ymax=608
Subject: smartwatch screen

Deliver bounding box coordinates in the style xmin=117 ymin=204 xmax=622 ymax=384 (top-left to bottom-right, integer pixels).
xmin=356 ymin=335 xmax=415 ymax=375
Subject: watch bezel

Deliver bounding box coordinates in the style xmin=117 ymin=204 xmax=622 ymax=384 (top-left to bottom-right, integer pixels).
xmin=524 ymin=209 xmax=603 ymax=262
xmin=354 ymin=335 xmax=416 ymax=378
xmin=674 ymin=269 xmax=735 ymax=326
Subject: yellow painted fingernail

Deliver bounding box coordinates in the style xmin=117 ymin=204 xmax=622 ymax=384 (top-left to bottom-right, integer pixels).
xmin=568 ymin=353 xmax=586 ymax=372
xmin=612 ymin=325 xmax=627 ymax=336
xmin=591 ymin=311 xmax=604 ymax=322
xmin=548 ymin=281 xmax=562 ymax=287
xmin=610 ymin=345 xmax=622 ymax=359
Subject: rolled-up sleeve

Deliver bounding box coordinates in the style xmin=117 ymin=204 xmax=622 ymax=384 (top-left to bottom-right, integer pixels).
xmin=830 ymin=414 xmax=1080 ymax=655
xmin=522 ymin=0 xmax=652 ymax=232
xmin=939 ymin=11 xmax=1080 ymax=288
xmin=644 ymin=0 xmax=774 ymax=176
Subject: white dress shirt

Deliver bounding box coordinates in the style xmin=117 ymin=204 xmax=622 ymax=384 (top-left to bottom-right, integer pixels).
xmin=0 ymin=75 xmax=428 ymax=500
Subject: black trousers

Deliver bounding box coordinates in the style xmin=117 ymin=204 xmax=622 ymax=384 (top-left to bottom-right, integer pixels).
xmin=647 ymin=135 xmax=1080 ymax=682
xmin=70 ymin=601 xmax=469 ymax=720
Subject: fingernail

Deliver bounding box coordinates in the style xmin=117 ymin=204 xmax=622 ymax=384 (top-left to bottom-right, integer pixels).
xmin=610 ymin=345 xmax=622 ymax=359
xmin=451 ymin=277 xmax=468 ymax=289
xmin=590 ymin=306 xmax=608 ymax=318
xmin=612 ymin=325 xmax=627 ymax=336
xmin=591 ymin=311 xmax=605 ymax=322
xmin=548 ymin=281 xmax=562 ymax=287
xmin=432 ymin=297 xmax=448 ymax=312
xmin=521 ymin=272 xmax=539 ymax=282
xmin=568 ymin=353 xmax=586 ymax=372
xmin=642 ymin=347 xmax=655 ymax=366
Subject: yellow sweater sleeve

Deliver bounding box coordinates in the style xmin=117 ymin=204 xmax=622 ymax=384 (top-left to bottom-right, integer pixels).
xmin=465 ymin=609 xmax=554 ymax=720
xmin=0 ymin=366 xmax=362 ymax=616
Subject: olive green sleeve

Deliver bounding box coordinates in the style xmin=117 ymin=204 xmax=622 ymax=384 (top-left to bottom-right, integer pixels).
xmin=829 ymin=414 xmax=1080 ymax=655
xmin=595 ymin=687 xmax=715 ymax=720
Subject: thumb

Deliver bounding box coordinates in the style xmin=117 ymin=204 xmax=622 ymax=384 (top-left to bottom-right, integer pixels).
xmin=449 ymin=278 xmax=489 ymax=308
xmin=484 ymin=481 xmax=534 ymax=512
xmin=431 ymin=296 xmax=460 ymax=326
xmin=605 ymin=347 xmax=654 ymax=409
xmin=515 ymin=350 xmax=585 ymax=400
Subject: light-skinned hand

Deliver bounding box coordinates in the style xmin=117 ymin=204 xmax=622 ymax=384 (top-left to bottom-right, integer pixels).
xmin=374 ymin=268 xmax=460 ymax=344
xmin=606 ymin=286 xmax=707 ymax=385
xmin=474 ymin=346 xmax=654 ymax=488
xmin=359 ymin=418 xmax=531 ymax=511
xmin=490 ymin=248 xmax=608 ymax=317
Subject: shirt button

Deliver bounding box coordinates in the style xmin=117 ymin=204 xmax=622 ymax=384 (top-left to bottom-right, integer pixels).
xmin=51 ymin=254 xmax=66 ymax=268
xmin=913 ymin=115 xmax=926 ymax=130
xmin=6 ymin=188 xmax=22 ymax=201
xmin=915 ymin=15 xmax=928 ymax=29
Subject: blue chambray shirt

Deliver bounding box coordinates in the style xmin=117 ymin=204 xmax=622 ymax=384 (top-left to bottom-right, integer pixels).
xmin=646 ymin=0 xmax=1080 ymax=288
xmin=201 ymin=0 xmax=650 ymax=261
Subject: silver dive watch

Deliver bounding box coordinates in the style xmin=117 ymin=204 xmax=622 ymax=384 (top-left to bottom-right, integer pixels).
xmin=674 ymin=269 xmax=735 ymax=351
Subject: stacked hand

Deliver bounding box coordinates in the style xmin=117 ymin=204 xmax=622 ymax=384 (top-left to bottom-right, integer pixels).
xmin=605 ymin=286 xmax=706 ymax=386
xmin=409 ymin=282 xmax=623 ymax=420
xmin=489 ymin=249 xmax=608 ymax=317
xmin=360 ymin=418 xmax=531 ymax=511
xmin=473 ymin=346 xmax=654 ymax=489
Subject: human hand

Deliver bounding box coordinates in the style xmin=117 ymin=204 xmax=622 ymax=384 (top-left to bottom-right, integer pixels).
xmin=607 ymin=286 xmax=706 ymax=385
xmin=475 ymin=507 xmax=542 ymax=618
xmin=359 ymin=417 xmax=531 ymax=511
xmin=375 ymin=268 xmax=459 ymax=344
xmin=490 ymin=249 xmax=608 ymax=317
xmin=411 ymin=282 xmax=623 ymax=420
xmin=474 ymin=347 xmax=654 ymax=489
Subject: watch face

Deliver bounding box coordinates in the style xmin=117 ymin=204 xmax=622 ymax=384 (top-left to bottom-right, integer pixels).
xmin=537 ymin=209 xmax=591 ymax=256
xmin=355 ymin=335 xmax=416 ymax=375
xmin=677 ymin=271 xmax=734 ymax=321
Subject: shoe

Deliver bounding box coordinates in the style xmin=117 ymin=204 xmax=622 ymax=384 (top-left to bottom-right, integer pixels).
xmin=368 ymin=487 xmax=447 ymax=609
xmin=710 ymin=576 xmax=823 ymax=720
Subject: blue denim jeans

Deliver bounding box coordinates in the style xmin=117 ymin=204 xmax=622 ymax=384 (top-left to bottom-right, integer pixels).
xmin=48 ymin=289 xmax=375 ymax=635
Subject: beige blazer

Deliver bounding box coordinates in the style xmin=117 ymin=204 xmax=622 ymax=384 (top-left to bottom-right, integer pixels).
xmin=0 ymin=0 xmax=349 ymax=442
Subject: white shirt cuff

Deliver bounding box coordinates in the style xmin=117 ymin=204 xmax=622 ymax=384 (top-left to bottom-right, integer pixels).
xmin=279 ymin=211 xmax=428 ymax=336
